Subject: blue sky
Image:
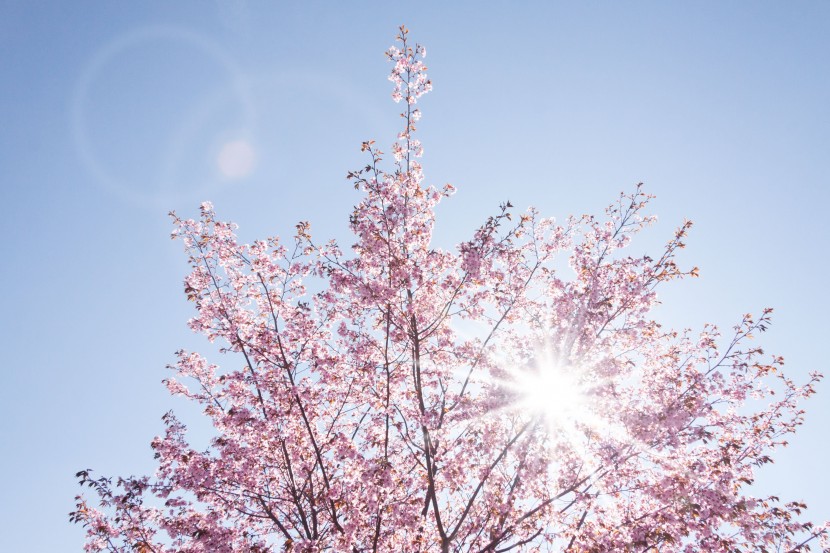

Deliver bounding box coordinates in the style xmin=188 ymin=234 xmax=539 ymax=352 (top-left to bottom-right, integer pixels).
xmin=1 ymin=2 xmax=828 ymax=549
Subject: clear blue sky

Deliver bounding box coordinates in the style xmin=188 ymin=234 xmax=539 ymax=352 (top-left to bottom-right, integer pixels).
xmin=1 ymin=2 xmax=828 ymax=549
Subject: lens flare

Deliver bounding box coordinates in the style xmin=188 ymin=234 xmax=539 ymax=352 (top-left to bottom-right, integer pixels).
xmin=217 ymin=139 xmax=256 ymax=179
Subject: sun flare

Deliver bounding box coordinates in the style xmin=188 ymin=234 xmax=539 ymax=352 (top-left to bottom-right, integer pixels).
xmin=512 ymin=360 xmax=589 ymax=428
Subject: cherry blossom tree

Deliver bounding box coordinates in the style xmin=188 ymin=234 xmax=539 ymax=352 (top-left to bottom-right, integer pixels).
xmin=72 ymin=27 xmax=827 ymax=552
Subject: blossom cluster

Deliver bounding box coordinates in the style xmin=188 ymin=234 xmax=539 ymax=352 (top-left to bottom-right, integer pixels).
xmin=387 ymin=25 xmax=431 ymax=106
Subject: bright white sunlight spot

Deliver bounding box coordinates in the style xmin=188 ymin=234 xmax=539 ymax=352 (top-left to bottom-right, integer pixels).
xmin=513 ymin=360 xmax=587 ymax=427
xmin=497 ymin=343 xmax=621 ymax=458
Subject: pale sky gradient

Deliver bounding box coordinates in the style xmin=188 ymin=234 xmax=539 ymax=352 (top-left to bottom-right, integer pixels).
xmin=1 ymin=2 xmax=828 ymax=549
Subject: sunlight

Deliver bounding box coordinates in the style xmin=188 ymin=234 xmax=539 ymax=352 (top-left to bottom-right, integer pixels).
xmin=512 ymin=356 xmax=589 ymax=429
xmin=500 ymin=346 xmax=670 ymax=480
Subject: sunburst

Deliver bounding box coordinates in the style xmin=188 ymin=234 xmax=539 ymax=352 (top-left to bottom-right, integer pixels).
xmin=496 ymin=343 xmax=615 ymax=457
